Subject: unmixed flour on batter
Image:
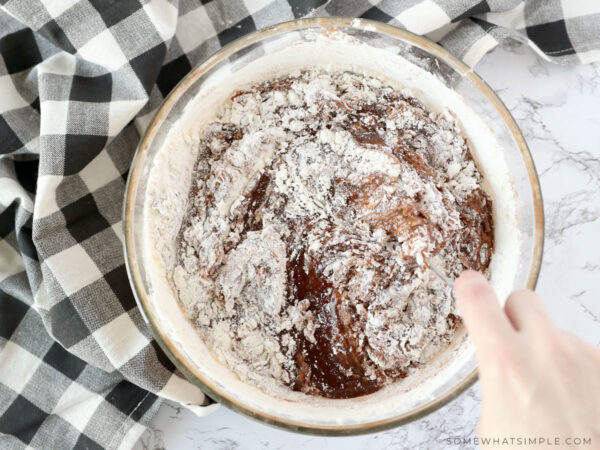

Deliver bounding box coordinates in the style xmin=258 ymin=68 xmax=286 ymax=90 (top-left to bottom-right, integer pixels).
xmin=170 ymin=69 xmax=493 ymax=399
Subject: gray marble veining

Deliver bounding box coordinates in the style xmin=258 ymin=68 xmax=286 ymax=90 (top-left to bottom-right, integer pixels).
xmin=134 ymin=42 xmax=600 ymax=450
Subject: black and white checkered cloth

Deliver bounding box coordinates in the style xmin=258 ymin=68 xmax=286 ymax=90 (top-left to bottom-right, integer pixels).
xmin=1 ymin=0 xmax=598 ymax=448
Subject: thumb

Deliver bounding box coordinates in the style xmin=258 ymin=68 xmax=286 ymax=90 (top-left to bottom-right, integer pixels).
xmin=454 ymin=271 xmax=515 ymax=358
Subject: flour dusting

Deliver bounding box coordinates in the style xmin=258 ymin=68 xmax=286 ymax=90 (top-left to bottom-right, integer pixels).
xmin=169 ymin=69 xmax=493 ymax=398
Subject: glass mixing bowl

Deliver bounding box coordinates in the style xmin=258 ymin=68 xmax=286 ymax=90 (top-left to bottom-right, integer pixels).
xmin=123 ymin=17 xmax=543 ymax=435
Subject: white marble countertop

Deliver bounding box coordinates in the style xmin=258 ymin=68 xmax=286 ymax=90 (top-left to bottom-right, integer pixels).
xmin=134 ymin=41 xmax=600 ymax=450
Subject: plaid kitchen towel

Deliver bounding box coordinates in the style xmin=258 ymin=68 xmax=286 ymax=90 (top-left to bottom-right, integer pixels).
xmin=1 ymin=0 xmax=599 ymax=448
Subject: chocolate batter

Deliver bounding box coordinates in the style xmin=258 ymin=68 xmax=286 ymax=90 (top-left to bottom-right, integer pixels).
xmin=175 ymin=70 xmax=493 ymax=399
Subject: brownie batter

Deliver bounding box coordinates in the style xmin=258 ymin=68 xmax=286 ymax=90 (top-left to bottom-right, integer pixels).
xmin=173 ymin=69 xmax=493 ymax=399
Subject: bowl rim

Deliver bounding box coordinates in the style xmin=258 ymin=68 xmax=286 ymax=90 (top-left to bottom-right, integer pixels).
xmin=123 ymin=17 xmax=544 ymax=436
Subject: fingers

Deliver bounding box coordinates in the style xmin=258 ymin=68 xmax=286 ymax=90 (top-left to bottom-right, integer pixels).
xmin=504 ymin=289 xmax=552 ymax=332
xmin=454 ymin=271 xmax=516 ymax=355
xmin=560 ymin=330 xmax=600 ymax=364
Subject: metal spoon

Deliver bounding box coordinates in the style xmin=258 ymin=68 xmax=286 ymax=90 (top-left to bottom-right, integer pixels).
xmin=424 ymin=256 xmax=454 ymax=289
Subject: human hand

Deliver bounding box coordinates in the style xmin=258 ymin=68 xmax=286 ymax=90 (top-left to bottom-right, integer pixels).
xmin=454 ymin=271 xmax=600 ymax=448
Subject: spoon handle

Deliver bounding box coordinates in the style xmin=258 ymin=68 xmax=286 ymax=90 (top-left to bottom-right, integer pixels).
xmin=426 ymin=258 xmax=455 ymax=288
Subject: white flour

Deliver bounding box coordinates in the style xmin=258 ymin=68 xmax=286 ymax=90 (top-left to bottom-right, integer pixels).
xmin=171 ymin=69 xmax=493 ymax=398
xmin=142 ymin=32 xmax=520 ymax=423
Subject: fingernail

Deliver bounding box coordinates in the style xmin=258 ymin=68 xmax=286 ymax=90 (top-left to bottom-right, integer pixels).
xmin=455 ymin=270 xmax=486 ymax=289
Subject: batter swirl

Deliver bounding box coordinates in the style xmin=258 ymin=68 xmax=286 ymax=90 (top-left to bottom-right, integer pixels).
xmin=173 ymin=69 xmax=493 ymax=399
